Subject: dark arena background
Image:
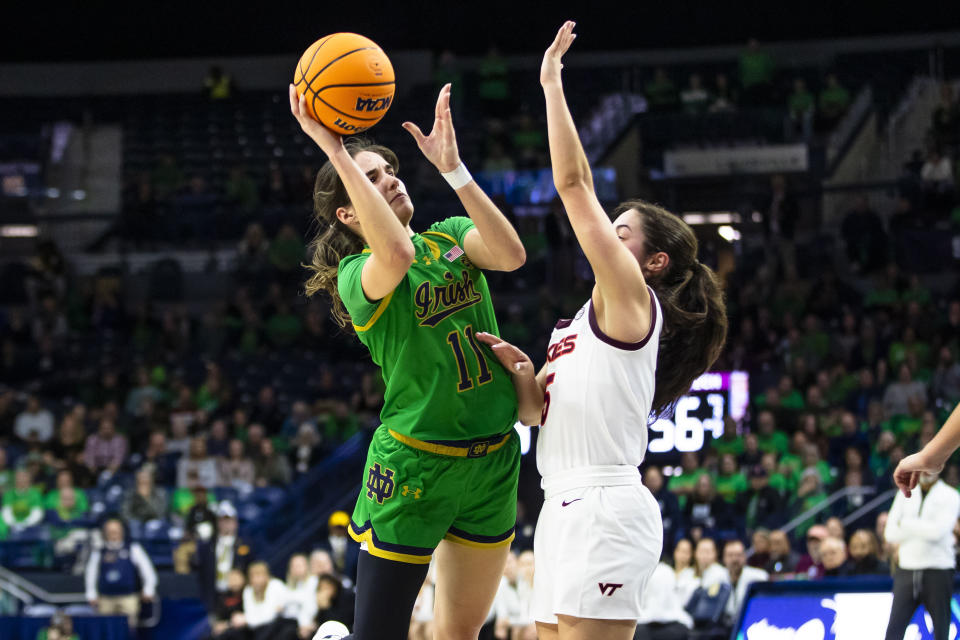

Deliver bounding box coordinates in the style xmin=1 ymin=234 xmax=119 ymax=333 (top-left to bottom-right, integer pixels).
xmin=2 ymin=1 xmax=960 ymax=638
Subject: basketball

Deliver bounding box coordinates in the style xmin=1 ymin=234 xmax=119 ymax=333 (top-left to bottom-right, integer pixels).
xmin=293 ymin=33 xmax=395 ymax=136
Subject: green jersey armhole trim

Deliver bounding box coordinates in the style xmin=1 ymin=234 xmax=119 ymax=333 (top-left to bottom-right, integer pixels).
xmin=353 ymin=290 xmax=395 ymax=332
xmin=421 ymin=230 xmax=459 ymax=246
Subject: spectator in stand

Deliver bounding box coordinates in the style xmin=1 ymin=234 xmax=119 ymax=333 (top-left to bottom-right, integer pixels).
xmin=125 ymin=367 xmax=163 ymax=418
xmin=14 ymin=395 xmax=55 ymax=446
xmin=139 ymin=430 xmax=177 ymax=486
xmin=635 ymin=560 xmax=693 ymax=640
xmin=667 ymin=451 xmax=705 ymax=504
xmin=883 ymin=364 xmax=927 ymax=418
xmin=932 ymin=346 xmax=960 ymax=406
xmin=238 ymin=562 xmax=296 ymax=640
xmin=671 ymin=539 xmax=694 ymax=591
xmin=178 ymin=436 xmax=219 ymax=489
xmin=482 ymin=140 xmax=515 ymax=173
xmin=677 ymin=537 xmax=729 ymax=606
xmin=824 ymin=517 xmax=845 ymax=541
xmin=709 ymin=73 xmax=737 ymax=113
xmin=796 ymin=524 xmax=827 ymax=579
xmin=254 ymin=439 xmax=292 ymax=487
xmin=848 ymin=529 xmax=889 ymax=575
xmin=819 ymin=537 xmax=850 ymax=578
xmin=644 ymin=466 xmax=682 ymax=549
xmin=755 ymin=410 xmax=788 ymax=456
xmin=715 ymin=453 xmax=748 ymax=505
xmin=45 ymin=469 xmax=88 ymax=519
xmin=181 ymin=477 xmax=217 ymax=540
xmin=316 ymin=511 xmax=359 ymax=583
xmin=680 ymin=74 xmax=711 ymax=115
xmin=684 ymin=474 xmax=732 ymax=534
xmin=645 ymin=67 xmax=678 ymax=112
xmin=304 ymin=573 xmax=356 ymax=638
xmin=787 ymin=78 xmax=815 ymax=140
xmin=289 ymin=423 xmax=323 ymax=477
xmin=235 ymin=223 xmax=271 ymax=287
xmin=841 ymin=195 xmax=887 ymax=274
xmin=284 ymin=553 xmax=314 ymax=630
xmin=739 ymin=38 xmax=775 ymax=105
xmin=262 ymin=162 xmax=290 ymax=207
xmin=818 ymin=73 xmax=851 ymax=129
xmin=83 ymin=418 xmax=127 ymax=478
xmin=220 ymin=439 xmax=256 ymax=490
xmin=121 ymin=467 xmax=168 ymax=525
xmin=3 ymin=468 xmax=44 ymax=532
xmin=207 ymin=419 xmax=231 ymax=459
xmin=723 ymin=539 xmax=768 ymax=623
xmin=921 ymin=148 xmax=956 ymax=210
xmin=245 ymin=424 xmax=266 ymax=457
xmin=745 ymin=465 xmax=783 ymax=530
xmin=85 ymin=518 xmax=157 ymax=630
xmin=759 ymin=174 xmax=799 ymax=245
xmin=36 ymin=611 xmax=79 ymax=640
xmin=210 ymin=568 xmax=246 ymax=639
xmin=739 ymin=433 xmax=763 ymax=469
xmin=309 ymin=549 xmax=336 ymax=584
xmin=196 ymin=501 xmax=255 ymax=614
xmin=250 ymin=386 xmax=283 ymax=435
xmin=766 ymin=529 xmax=798 ymax=575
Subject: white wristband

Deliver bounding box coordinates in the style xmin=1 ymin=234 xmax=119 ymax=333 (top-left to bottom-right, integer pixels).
xmin=441 ymin=163 xmax=473 ymax=190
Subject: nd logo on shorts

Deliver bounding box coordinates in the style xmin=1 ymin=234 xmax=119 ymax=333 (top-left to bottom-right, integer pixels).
xmin=365 ymin=462 xmax=396 ymax=504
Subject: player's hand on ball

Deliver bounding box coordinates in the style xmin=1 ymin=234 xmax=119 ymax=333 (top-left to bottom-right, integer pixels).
xmin=541 ymin=21 xmax=577 ymax=87
xmin=475 ymin=332 xmax=535 ymax=378
xmin=894 ymin=451 xmax=944 ymax=497
xmin=289 ymin=84 xmax=344 ymax=157
xmin=402 ymin=83 xmax=461 ymax=173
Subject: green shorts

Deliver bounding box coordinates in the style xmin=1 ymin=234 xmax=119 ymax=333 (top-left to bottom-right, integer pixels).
xmin=348 ymin=425 xmax=520 ymax=564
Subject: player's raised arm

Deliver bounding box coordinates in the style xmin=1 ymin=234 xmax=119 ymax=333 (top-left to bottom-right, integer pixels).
xmin=404 ymin=84 xmax=526 ymax=272
xmin=290 ymin=84 xmax=413 ymax=301
xmin=540 ymin=22 xmax=651 ymax=342
xmin=895 ymin=402 xmax=960 ymax=496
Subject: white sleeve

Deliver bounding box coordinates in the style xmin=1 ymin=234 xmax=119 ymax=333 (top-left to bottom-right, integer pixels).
xmin=884 ymin=493 xmax=906 ymax=544
xmin=899 ymin=489 xmax=960 ymax=542
xmin=85 ymin=550 xmax=101 ymax=601
xmin=1 ymin=506 xmax=14 ymax=527
xmin=297 ymin=592 xmax=319 ymax=629
xmin=23 ymin=506 xmax=43 ymax=528
xmin=131 ymin=543 xmax=158 ymax=597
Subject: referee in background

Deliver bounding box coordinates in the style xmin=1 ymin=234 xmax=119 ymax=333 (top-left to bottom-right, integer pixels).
xmin=883 ymin=471 xmax=960 ymax=640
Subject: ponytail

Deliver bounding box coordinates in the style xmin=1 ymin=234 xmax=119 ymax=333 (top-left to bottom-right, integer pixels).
xmin=613 ymin=200 xmax=728 ymax=416
xmin=303 ymin=139 xmax=399 ymax=332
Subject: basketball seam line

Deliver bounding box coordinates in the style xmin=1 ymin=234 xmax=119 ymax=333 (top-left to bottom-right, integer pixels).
xmin=301 ymin=36 xmax=331 ymax=83
xmin=306 ymin=46 xmax=377 ymax=87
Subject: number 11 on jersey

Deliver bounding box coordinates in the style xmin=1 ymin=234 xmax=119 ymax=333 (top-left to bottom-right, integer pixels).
xmin=446 ymin=325 xmax=494 ymax=392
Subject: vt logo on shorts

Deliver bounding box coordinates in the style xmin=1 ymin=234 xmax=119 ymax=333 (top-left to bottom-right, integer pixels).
xmin=365 ymin=463 xmax=396 ymax=504
xmin=598 ymin=582 xmax=623 ymax=596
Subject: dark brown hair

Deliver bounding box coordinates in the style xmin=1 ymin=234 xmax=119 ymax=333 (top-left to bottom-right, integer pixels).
xmin=613 ymin=200 xmax=728 ymax=417
xmin=303 ymin=139 xmax=400 ymax=331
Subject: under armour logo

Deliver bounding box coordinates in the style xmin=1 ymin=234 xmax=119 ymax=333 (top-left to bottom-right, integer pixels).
xmin=598 ymin=582 xmax=623 ymax=596
xmin=366 ymin=463 xmax=395 ymax=504
xmin=401 ymin=485 xmax=422 ymax=499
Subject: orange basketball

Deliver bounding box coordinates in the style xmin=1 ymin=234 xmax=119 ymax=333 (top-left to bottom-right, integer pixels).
xmin=293 ymin=33 xmax=395 ymax=136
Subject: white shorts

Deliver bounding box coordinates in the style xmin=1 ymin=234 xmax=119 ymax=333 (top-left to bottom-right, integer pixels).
xmin=531 ymin=466 xmax=662 ymax=624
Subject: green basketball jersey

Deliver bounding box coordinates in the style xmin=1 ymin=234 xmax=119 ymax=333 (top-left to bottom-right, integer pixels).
xmin=338 ymin=216 xmax=518 ymax=441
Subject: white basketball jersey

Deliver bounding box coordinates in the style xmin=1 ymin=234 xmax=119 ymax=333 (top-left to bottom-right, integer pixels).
xmin=536 ymin=289 xmax=662 ymax=477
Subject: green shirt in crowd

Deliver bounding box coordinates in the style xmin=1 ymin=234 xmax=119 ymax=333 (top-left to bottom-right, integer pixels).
xmin=715 ymin=472 xmax=749 ymax=503
xmin=3 ymin=487 xmax=43 ymax=524
xmin=758 ymin=431 xmax=790 ymax=456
